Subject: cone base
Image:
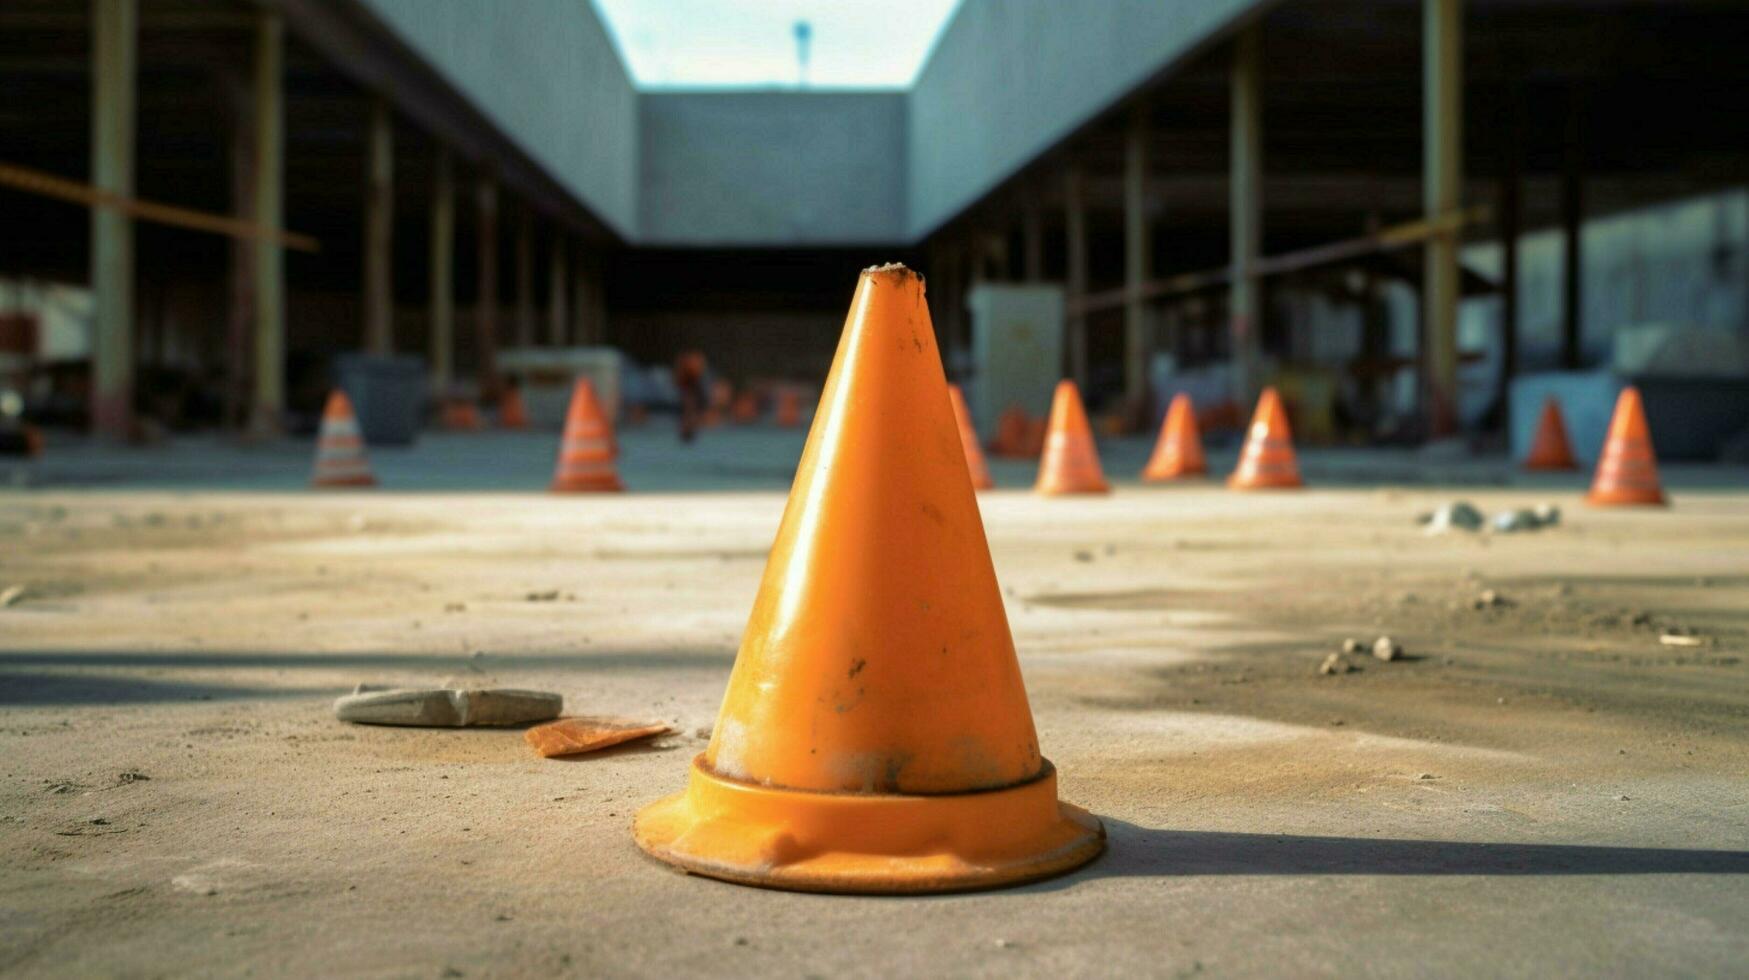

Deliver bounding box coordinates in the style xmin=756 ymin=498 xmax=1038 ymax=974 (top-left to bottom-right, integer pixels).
xmin=551 ymin=477 xmax=624 ymax=493
xmin=1035 ymin=482 xmax=1110 ymax=496
xmin=1586 ymin=488 xmax=1666 ymax=507
xmin=1523 ymin=460 xmax=1577 ymax=473
xmin=1142 ymin=464 xmax=1207 ymax=482
xmin=311 ymin=475 xmax=377 ymax=489
xmin=1227 ymin=475 xmax=1302 ymax=490
xmin=634 ymin=756 xmax=1104 ymax=895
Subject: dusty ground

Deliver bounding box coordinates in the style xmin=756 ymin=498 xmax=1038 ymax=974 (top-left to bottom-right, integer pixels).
xmin=2 ymin=428 xmax=1747 ymax=977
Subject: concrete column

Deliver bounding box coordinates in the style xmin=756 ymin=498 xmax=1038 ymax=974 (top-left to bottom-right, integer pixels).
xmin=1064 ymin=164 xmax=1088 ymax=387
xmin=1123 ymin=104 xmax=1150 ymax=408
xmin=514 ymin=205 xmax=534 ymax=348
xmin=570 ymin=245 xmax=589 ymax=344
xmin=250 ymin=9 xmax=284 ymax=435
xmin=475 ymin=175 xmax=500 ymax=398
xmin=90 ymin=0 xmax=137 ymax=439
xmin=363 ymin=98 xmax=394 ymax=354
xmin=428 ymin=148 xmax=454 ymax=391
xmin=1423 ymin=0 xmax=1462 ymax=436
xmin=1560 ymin=86 xmax=1584 ymax=369
xmin=1230 ymin=27 xmax=1264 ymax=408
xmin=547 ymin=232 xmax=568 ymax=346
xmin=1021 ymin=185 xmax=1044 ymax=282
xmin=1498 ymin=88 xmax=1522 ymax=418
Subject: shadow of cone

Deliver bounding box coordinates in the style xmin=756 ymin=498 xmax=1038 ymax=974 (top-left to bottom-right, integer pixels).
xmin=633 ymin=264 xmax=1103 ymax=894
xmin=1035 ymin=380 xmax=1110 ymax=495
xmin=949 ymin=384 xmax=994 ymax=490
xmin=550 ymin=379 xmax=623 ymax=493
xmin=1228 ymin=387 xmax=1303 ymax=490
xmin=1587 ymin=386 xmax=1666 ymax=506
xmin=310 ymin=390 xmax=375 ymax=488
xmin=497 ymin=388 xmax=530 ymax=430
xmin=1142 ymin=392 xmax=1208 ymax=481
xmin=1524 ymin=397 xmax=1578 ymax=471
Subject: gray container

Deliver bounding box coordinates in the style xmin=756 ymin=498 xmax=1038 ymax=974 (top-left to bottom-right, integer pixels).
xmin=335 ymin=353 xmax=426 ymax=446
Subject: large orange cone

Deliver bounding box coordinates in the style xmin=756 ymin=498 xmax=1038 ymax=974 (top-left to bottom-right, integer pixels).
xmin=550 ymin=379 xmax=623 ymax=492
xmin=310 ymin=390 xmax=375 ymax=488
xmin=1228 ymin=387 xmax=1302 ymax=490
xmin=731 ymin=390 xmax=760 ymax=424
xmin=948 ymin=384 xmax=994 ymax=490
xmin=1142 ymin=392 xmax=1208 ymax=481
xmin=1524 ymin=397 xmax=1578 ymax=471
xmin=497 ymin=387 xmax=530 ymax=430
xmin=1034 ymin=381 xmax=1109 ymax=495
xmin=1587 ymin=386 xmax=1665 ymax=506
xmin=634 ymin=265 xmax=1103 ymax=893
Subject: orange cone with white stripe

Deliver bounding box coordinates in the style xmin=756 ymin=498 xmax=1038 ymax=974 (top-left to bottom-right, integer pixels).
xmin=1228 ymin=387 xmax=1302 ymax=490
xmin=1035 ymin=380 xmax=1109 ymax=495
xmin=498 ymin=387 xmax=531 ymax=430
xmin=1142 ymin=392 xmax=1207 ymax=481
xmin=948 ymin=384 xmax=994 ymax=490
xmin=310 ymin=390 xmax=376 ymax=488
xmin=1523 ymin=397 xmax=1578 ymax=471
xmin=1587 ymin=386 xmax=1665 ymax=506
xmin=551 ymin=378 xmax=623 ymax=493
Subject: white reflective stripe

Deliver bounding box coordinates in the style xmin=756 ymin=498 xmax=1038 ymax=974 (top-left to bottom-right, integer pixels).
xmin=316 ymin=447 xmax=366 ymax=462
xmin=562 ymin=438 xmax=610 ymax=454
xmin=321 ymin=418 xmax=361 ymax=438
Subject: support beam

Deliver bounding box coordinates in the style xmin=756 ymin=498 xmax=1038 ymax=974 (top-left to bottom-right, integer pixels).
xmin=90 ymin=0 xmax=136 ymax=439
xmin=547 ymin=232 xmax=568 ymax=346
xmin=1498 ymin=87 xmax=1522 ymax=420
xmin=1123 ymin=103 xmax=1150 ymax=409
xmin=1021 ymin=184 xmax=1043 ymax=282
xmin=428 ymin=148 xmax=454 ymax=392
xmin=475 ymin=174 xmax=500 ymax=399
xmin=1064 ymin=164 xmax=1088 ymax=387
xmin=1561 ymin=85 xmax=1585 ymax=370
xmin=363 ymin=97 xmax=394 ymax=354
xmin=577 ymin=243 xmax=598 ymax=344
xmin=1423 ymin=0 xmax=1462 ymax=437
xmin=1230 ymin=27 xmax=1263 ymax=408
xmin=514 ymin=205 xmax=534 ymax=347
xmin=250 ymin=9 xmax=285 ymax=436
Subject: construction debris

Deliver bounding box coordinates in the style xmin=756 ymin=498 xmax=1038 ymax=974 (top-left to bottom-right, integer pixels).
xmin=1341 ymin=637 xmax=1362 ymax=655
xmin=1318 ymin=653 xmax=1350 ymax=675
xmin=333 ymin=686 xmax=562 ymax=727
xmin=0 ymin=583 xmax=25 ymax=608
xmin=1372 ymin=636 xmax=1403 ymax=662
xmin=1423 ymin=501 xmax=1484 ymax=534
xmin=525 ymin=717 xmax=671 ymax=758
xmin=1659 ymin=633 xmax=1704 ymax=647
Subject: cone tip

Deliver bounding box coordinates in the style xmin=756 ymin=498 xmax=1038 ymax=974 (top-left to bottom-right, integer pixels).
xmin=862 ymin=262 xmax=924 ymax=285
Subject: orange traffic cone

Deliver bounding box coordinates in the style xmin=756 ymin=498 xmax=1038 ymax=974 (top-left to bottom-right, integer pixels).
xmin=497 ymin=387 xmax=530 ymax=430
xmin=1523 ymin=397 xmax=1578 ymax=471
xmin=1142 ymin=392 xmax=1207 ymax=481
xmin=310 ymin=390 xmax=375 ymax=488
xmin=634 ymin=265 xmax=1103 ymax=893
xmin=551 ymin=379 xmax=623 ymax=492
xmin=948 ymin=384 xmax=994 ymax=490
xmin=1035 ymin=381 xmax=1109 ymax=495
xmin=731 ymin=390 xmax=760 ymax=424
xmin=441 ymin=398 xmax=483 ymax=432
xmin=774 ymin=387 xmax=802 ymax=428
xmin=1587 ymin=386 xmax=1665 ymax=506
xmin=1228 ymin=387 xmax=1302 ymax=490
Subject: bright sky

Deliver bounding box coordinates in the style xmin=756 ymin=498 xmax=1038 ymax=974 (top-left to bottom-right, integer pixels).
xmin=591 ymin=0 xmax=961 ymax=89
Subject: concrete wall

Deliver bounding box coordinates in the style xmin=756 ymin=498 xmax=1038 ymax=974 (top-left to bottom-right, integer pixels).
xmin=906 ymin=0 xmax=1268 ymax=239
xmin=356 ymin=0 xmax=640 ymax=239
xmin=638 ymin=92 xmax=907 ymax=246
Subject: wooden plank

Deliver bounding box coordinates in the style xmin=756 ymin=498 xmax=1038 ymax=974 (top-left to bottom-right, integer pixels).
xmin=0 ymin=160 xmax=319 ymax=252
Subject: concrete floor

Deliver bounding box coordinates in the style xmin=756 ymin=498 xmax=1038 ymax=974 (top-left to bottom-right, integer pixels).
xmin=2 ymin=425 xmax=1746 ymax=977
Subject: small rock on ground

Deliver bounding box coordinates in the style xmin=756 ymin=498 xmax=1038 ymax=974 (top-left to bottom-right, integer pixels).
xmin=1424 ymin=501 xmax=1484 ymax=534
xmin=1373 ymin=636 xmax=1402 ymax=662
